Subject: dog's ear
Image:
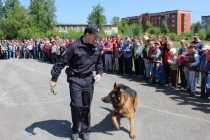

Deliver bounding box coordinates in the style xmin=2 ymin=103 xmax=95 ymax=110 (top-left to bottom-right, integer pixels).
xmin=114 ymin=82 xmax=117 ymax=89
xmin=114 ymin=82 xmax=121 ymax=91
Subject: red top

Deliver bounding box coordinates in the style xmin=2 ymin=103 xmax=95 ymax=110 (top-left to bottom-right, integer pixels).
xmin=162 ymin=45 xmax=171 ymax=64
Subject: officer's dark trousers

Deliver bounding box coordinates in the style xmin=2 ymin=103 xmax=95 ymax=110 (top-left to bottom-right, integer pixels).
xmin=69 ymin=77 xmax=94 ymax=134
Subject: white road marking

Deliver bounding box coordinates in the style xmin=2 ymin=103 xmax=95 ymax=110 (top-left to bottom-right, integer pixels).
xmin=141 ymin=104 xmax=210 ymax=124
xmin=17 ymin=98 xmax=68 ymax=106
xmin=0 ymin=88 xmax=7 ymax=98
xmin=0 ymin=93 xmax=68 ymax=106
xmin=0 ymin=85 xmax=46 ymax=101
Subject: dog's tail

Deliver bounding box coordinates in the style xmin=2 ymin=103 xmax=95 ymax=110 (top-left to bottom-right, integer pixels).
xmin=133 ymin=97 xmax=139 ymax=112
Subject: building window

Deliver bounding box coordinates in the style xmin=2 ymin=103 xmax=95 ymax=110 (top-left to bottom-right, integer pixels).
xmin=172 ymin=15 xmax=176 ymax=18
xmin=172 ymin=19 xmax=175 ymax=23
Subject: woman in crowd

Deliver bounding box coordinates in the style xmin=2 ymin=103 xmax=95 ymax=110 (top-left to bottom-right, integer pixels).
xmin=177 ymin=40 xmax=188 ymax=89
xmin=184 ymin=45 xmax=200 ymax=96
xmin=133 ymin=38 xmax=143 ymax=75
xmin=161 ymin=36 xmax=171 ymax=84
xmin=142 ymin=37 xmax=150 ymax=80
xmin=103 ymin=37 xmax=113 ymax=73
xmin=168 ymin=41 xmax=178 ymax=87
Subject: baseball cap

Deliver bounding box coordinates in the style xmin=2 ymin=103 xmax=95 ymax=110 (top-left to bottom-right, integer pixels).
xmin=202 ymin=45 xmax=210 ymax=51
xmin=84 ymin=26 xmax=100 ymax=38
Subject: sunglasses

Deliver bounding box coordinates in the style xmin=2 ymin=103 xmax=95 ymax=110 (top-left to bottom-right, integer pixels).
xmin=154 ymin=43 xmax=160 ymax=45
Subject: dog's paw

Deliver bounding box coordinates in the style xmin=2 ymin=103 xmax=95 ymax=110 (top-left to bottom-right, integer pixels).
xmin=129 ymin=133 xmax=136 ymax=139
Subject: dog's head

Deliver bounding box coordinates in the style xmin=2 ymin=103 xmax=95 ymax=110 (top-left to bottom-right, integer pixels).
xmin=101 ymin=82 xmax=128 ymax=108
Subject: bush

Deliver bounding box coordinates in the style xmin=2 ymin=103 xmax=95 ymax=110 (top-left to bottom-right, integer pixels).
xmin=18 ymin=26 xmax=45 ymax=39
xmin=117 ymin=21 xmax=130 ymax=36
xmin=179 ymin=32 xmax=193 ymax=40
xmin=160 ymin=20 xmax=170 ymax=34
xmin=168 ymin=33 xmax=179 ymax=41
xmin=143 ymin=21 xmax=153 ymax=32
xmin=130 ymin=24 xmax=143 ymax=36
xmin=67 ymin=30 xmax=83 ymax=39
xmin=148 ymin=27 xmax=161 ymax=35
xmin=198 ymin=29 xmax=207 ymax=40
xmin=206 ymin=26 xmax=210 ymax=40
xmin=46 ymin=29 xmax=60 ymax=39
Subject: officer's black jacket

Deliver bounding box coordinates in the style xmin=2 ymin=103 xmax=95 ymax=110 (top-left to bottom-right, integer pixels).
xmin=51 ymin=37 xmax=103 ymax=82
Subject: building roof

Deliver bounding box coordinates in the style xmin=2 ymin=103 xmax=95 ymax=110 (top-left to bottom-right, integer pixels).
xmin=145 ymin=10 xmax=191 ymax=16
xmin=123 ymin=9 xmax=191 ymax=20
xmin=56 ymin=24 xmax=115 ymax=27
xmin=202 ymin=15 xmax=210 ymax=18
xmin=122 ymin=16 xmax=141 ymax=20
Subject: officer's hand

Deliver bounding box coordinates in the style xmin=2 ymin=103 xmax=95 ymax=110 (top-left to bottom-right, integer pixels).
xmin=94 ymin=74 xmax=102 ymax=82
xmin=49 ymin=80 xmax=57 ymax=95
xmin=50 ymin=80 xmax=56 ymax=88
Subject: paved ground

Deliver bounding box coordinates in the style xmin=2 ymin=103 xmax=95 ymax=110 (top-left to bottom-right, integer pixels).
xmin=0 ymin=59 xmax=210 ymax=140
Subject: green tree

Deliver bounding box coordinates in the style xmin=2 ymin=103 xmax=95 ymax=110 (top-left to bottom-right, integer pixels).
xmin=18 ymin=25 xmax=44 ymax=39
xmin=143 ymin=21 xmax=153 ymax=32
xmin=179 ymin=32 xmax=193 ymax=40
xmin=168 ymin=33 xmax=179 ymax=41
xmin=0 ymin=0 xmax=5 ymax=19
xmin=87 ymin=4 xmax=106 ymax=31
xmin=191 ymin=22 xmax=202 ymax=34
xmin=111 ymin=16 xmax=120 ymax=26
xmin=198 ymin=29 xmax=207 ymax=40
xmin=0 ymin=0 xmax=20 ymax=19
xmin=0 ymin=28 xmax=4 ymax=39
xmin=148 ymin=27 xmax=161 ymax=35
xmin=29 ymin=0 xmax=56 ymax=32
xmin=0 ymin=3 xmax=32 ymax=39
xmin=117 ymin=21 xmax=130 ymax=36
xmin=4 ymin=0 xmax=20 ymax=12
xmin=160 ymin=20 xmax=170 ymax=34
xmin=206 ymin=25 xmax=210 ymax=40
xmin=130 ymin=24 xmax=143 ymax=36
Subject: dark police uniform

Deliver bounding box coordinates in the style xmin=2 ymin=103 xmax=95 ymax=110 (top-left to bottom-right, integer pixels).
xmin=51 ymin=37 xmax=103 ymax=136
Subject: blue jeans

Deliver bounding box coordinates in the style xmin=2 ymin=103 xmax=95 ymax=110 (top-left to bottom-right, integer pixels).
xmin=184 ymin=67 xmax=197 ymax=93
xmin=104 ymin=53 xmax=112 ymax=72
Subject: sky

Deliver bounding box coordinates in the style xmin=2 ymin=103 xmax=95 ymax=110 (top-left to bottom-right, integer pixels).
xmin=20 ymin=0 xmax=210 ymax=24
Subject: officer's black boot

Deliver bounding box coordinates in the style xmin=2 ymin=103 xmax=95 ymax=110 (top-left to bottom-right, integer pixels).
xmin=80 ymin=133 xmax=90 ymax=140
xmin=71 ymin=133 xmax=79 ymax=140
xmin=71 ymin=105 xmax=81 ymax=140
xmin=79 ymin=107 xmax=91 ymax=140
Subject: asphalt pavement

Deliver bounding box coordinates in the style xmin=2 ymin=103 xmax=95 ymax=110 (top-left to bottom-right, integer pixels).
xmin=0 ymin=59 xmax=210 ymax=140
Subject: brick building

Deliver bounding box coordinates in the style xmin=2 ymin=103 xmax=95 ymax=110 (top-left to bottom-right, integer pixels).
xmin=122 ymin=10 xmax=191 ymax=34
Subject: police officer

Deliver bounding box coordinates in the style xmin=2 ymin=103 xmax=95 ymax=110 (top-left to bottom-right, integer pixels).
xmin=49 ymin=26 xmax=103 ymax=140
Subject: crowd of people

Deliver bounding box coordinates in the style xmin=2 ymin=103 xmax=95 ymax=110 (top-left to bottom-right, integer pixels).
xmin=100 ymin=35 xmax=210 ymax=99
xmin=1 ymin=35 xmax=210 ymax=99
xmin=0 ymin=38 xmax=72 ymax=63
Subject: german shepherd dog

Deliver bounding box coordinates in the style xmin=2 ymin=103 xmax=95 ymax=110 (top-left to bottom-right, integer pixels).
xmin=101 ymin=82 xmax=138 ymax=139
